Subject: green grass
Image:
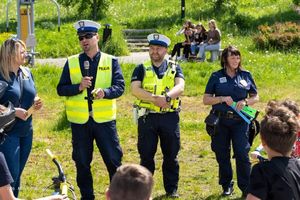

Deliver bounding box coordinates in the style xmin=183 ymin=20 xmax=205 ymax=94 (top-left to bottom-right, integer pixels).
xmin=1 ymin=0 xmax=300 ymax=199
xmin=1 ymin=0 xmax=299 ymax=57
xmin=19 ymin=45 xmax=300 ymax=199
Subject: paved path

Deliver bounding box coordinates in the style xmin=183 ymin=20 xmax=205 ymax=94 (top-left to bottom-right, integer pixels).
xmin=35 ymin=52 xmax=150 ymax=67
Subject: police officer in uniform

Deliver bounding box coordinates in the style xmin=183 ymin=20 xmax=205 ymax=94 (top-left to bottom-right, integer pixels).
xmin=0 ymin=38 xmax=43 ymax=197
xmin=131 ymin=33 xmax=185 ymax=198
xmin=57 ymin=20 xmax=124 ymax=200
xmin=0 ymin=82 xmax=66 ymax=200
xmin=203 ymin=45 xmax=259 ymax=197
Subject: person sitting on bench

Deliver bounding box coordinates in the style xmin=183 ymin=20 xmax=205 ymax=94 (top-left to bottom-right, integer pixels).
xmin=198 ymin=19 xmax=221 ymax=62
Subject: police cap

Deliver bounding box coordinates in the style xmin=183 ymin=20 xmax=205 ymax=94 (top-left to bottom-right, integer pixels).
xmin=74 ymin=20 xmax=101 ymax=34
xmin=147 ymin=33 xmax=171 ymax=48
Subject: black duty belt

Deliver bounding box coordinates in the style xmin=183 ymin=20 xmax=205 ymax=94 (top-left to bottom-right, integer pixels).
xmin=214 ymin=110 xmax=241 ymax=120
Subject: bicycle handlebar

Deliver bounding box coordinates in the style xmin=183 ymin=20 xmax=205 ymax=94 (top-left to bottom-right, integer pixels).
xmin=46 ymin=149 xmax=55 ymax=159
xmin=45 ymin=149 xmax=77 ymax=199
xmin=46 ymin=149 xmax=66 ymax=185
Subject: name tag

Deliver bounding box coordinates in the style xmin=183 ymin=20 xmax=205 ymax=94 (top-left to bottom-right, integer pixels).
xmin=219 ymin=77 xmax=227 ymax=83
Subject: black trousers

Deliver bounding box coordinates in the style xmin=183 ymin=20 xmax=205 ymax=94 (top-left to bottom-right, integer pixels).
xmin=211 ymin=117 xmax=250 ymax=193
xmin=71 ymin=118 xmax=123 ymax=200
xmin=171 ymin=42 xmax=191 ymax=58
xmin=137 ymin=112 xmax=180 ymax=193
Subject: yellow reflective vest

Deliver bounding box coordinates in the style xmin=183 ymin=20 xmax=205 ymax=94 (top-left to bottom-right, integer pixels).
xmin=65 ymin=53 xmax=116 ymax=124
xmin=134 ymin=60 xmax=180 ymax=112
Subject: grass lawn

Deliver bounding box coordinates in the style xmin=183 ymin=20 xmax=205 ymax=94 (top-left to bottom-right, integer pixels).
xmin=0 ymin=0 xmax=299 ymax=199
xmin=18 ymin=50 xmax=300 ymax=199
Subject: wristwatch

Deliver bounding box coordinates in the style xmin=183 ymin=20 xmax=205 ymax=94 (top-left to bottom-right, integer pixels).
xmin=165 ymin=95 xmax=172 ymax=103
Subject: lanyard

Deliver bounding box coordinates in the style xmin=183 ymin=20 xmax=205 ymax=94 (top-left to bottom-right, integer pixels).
xmin=17 ymin=69 xmax=24 ymax=107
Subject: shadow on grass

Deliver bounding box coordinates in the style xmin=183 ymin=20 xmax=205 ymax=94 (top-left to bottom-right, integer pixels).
xmin=152 ymin=194 xmax=170 ymax=200
xmin=125 ymin=7 xmax=216 ymax=29
xmin=153 ymin=194 xmax=193 ymax=200
xmin=222 ymin=9 xmax=299 ymax=36
xmin=153 ymin=194 xmax=165 ymax=200
xmin=205 ymin=194 xmax=245 ymax=200
xmin=152 ymin=193 xmax=245 ymax=200
xmin=1 ymin=3 xmax=298 ymax=33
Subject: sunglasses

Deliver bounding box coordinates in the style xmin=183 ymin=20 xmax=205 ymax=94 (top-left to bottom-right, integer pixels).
xmin=4 ymin=37 xmax=20 ymax=45
xmin=78 ymin=33 xmax=96 ymax=41
xmin=4 ymin=37 xmax=23 ymax=52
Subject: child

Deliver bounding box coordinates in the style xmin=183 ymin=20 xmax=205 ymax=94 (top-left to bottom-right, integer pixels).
xmin=246 ymin=102 xmax=300 ymax=200
xmin=106 ymin=164 xmax=153 ymax=200
xmin=251 ymin=100 xmax=300 ymax=159
xmin=190 ymin=23 xmax=207 ymax=58
xmin=171 ymin=20 xmax=194 ymax=60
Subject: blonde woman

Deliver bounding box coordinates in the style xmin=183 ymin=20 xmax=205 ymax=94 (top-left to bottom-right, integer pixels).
xmin=0 ymin=38 xmax=42 ymax=197
xmin=198 ymin=19 xmax=221 ymax=61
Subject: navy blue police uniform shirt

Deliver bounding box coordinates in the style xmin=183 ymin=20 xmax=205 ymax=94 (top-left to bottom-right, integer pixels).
xmin=0 ymin=68 xmax=36 ymax=136
xmin=131 ymin=60 xmax=184 ymax=82
xmin=205 ymin=68 xmax=257 ymax=112
xmin=0 ymin=152 xmax=13 ymax=187
xmin=57 ymin=51 xmax=125 ymax=112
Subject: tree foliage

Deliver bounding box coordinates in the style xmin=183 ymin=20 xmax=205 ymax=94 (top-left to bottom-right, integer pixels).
xmin=293 ymin=0 xmax=300 ymax=6
xmin=57 ymin=0 xmax=112 ymax=20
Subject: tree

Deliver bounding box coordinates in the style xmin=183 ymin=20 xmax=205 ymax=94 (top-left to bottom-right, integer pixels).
xmin=57 ymin=0 xmax=112 ymax=20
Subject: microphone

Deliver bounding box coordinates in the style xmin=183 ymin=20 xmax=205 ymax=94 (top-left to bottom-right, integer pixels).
xmin=84 ymin=60 xmax=90 ymax=77
xmin=83 ymin=60 xmax=91 ymax=101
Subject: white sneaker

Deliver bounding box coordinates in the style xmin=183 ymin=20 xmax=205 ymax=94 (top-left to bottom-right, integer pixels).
xmin=177 ymin=56 xmax=187 ymax=61
xmin=177 ymin=56 xmax=183 ymax=60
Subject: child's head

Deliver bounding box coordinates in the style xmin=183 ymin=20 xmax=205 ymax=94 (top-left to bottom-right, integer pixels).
xmin=261 ymin=102 xmax=299 ymax=155
xmin=281 ymin=99 xmax=300 ymax=116
xmin=185 ymin=28 xmax=193 ymax=35
xmin=266 ymin=99 xmax=300 ymax=116
xmin=107 ymin=164 xmax=153 ymax=200
xmin=195 ymin=23 xmax=206 ymax=33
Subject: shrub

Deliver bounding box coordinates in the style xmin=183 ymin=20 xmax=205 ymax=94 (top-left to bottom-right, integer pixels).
xmin=231 ymin=13 xmax=255 ymax=31
xmin=101 ymin=36 xmax=129 ymax=56
xmin=57 ymin=0 xmax=112 ymax=20
xmin=101 ymin=26 xmax=129 ymax=56
xmin=0 ymin=32 xmax=15 ymax=43
xmin=293 ymin=0 xmax=300 ymax=6
xmin=35 ymin=24 xmax=80 ymax=58
xmin=253 ymin=22 xmax=300 ymax=51
xmin=39 ymin=21 xmax=56 ymax=30
xmin=223 ymin=12 xmax=255 ymax=34
xmin=34 ymin=22 xmax=129 ymax=58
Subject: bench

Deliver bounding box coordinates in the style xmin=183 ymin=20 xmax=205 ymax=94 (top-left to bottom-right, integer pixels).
xmin=209 ymin=49 xmax=223 ymax=62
